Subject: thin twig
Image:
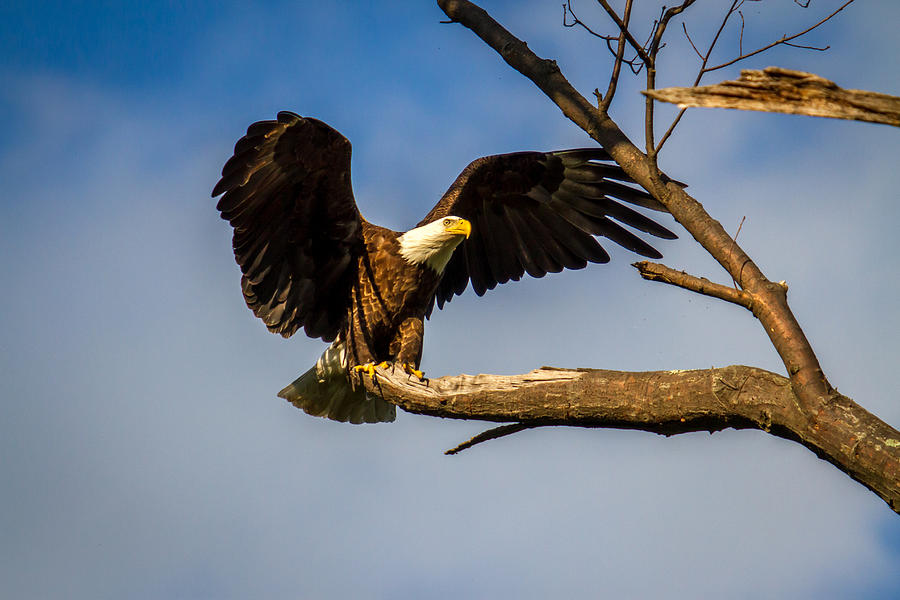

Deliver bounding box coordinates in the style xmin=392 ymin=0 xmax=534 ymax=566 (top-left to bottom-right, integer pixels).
xmin=445 ymin=422 xmax=543 ymax=455
xmin=563 ymin=0 xmax=617 ymax=41
xmin=646 ymin=0 xmax=698 ymax=161
xmin=565 ymin=0 xmax=644 ymax=74
xmin=650 ymin=0 xmax=697 ymax=57
xmin=633 ymin=261 xmax=754 ymax=308
xmin=704 ymin=0 xmax=854 ymax=74
xmin=655 ymin=0 xmax=741 ymax=154
xmin=782 ymin=41 xmax=829 ymax=51
xmin=729 ymin=216 xmax=746 ymax=289
xmin=683 ymin=22 xmax=702 ymax=59
xmin=600 ymin=0 xmax=634 ymax=112
xmin=659 ymin=0 xmax=851 ymax=154
xmin=655 ymin=108 xmax=686 ymax=153
xmin=697 ymin=0 xmax=742 ymax=84
xmin=596 ymin=0 xmax=652 ymax=64
xmin=645 ymin=71 xmax=657 ymax=157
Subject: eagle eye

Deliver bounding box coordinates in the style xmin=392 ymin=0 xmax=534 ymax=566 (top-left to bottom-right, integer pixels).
xmin=442 ymin=218 xmax=453 ymax=227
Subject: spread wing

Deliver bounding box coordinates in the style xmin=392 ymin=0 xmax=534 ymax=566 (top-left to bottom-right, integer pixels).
xmin=420 ymin=149 xmax=677 ymax=311
xmin=212 ymin=111 xmax=362 ymax=341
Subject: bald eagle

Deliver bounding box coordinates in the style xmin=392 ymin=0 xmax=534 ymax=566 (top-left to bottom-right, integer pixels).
xmin=213 ymin=111 xmax=676 ymax=424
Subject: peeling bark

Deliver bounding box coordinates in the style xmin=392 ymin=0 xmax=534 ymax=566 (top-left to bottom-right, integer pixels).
xmin=644 ymin=67 xmax=900 ymax=127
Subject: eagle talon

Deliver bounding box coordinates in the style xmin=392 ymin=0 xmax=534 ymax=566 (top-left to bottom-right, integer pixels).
xmin=352 ymin=361 xmax=389 ymax=380
xmin=401 ymin=363 xmax=426 ymax=381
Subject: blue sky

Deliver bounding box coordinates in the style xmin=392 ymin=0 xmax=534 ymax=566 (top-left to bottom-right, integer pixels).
xmin=2 ymin=1 xmax=899 ymax=598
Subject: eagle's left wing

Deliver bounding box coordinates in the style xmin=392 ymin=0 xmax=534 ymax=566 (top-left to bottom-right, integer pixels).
xmin=419 ymin=149 xmax=677 ymax=312
xmin=212 ymin=112 xmax=362 ymax=341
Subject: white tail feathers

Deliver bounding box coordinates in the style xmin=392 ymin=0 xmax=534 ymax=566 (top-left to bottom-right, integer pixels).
xmin=277 ymin=342 xmax=396 ymax=424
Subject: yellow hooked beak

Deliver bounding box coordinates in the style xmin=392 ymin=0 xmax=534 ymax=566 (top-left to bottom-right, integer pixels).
xmin=447 ymin=218 xmax=471 ymax=239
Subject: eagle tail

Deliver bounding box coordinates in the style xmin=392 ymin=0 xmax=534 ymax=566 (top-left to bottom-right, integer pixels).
xmin=277 ymin=342 xmax=396 ymax=424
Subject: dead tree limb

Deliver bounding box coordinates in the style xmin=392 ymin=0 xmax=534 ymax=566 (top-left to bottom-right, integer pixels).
xmin=632 ymin=260 xmax=755 ymax=309
xmin=434 ymin=0 xmax=899 ymax=512
xmin=363 ymin=366 xmax=900 ymax=511
xmin=434 ymin=0 xmax=827 ymax=411
xmin=644 ymin=67 xmax=900 ymax=127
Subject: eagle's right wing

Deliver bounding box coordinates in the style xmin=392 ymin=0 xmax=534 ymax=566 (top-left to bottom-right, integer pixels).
xmin=212 ymin=112 xmax=362 ymax=341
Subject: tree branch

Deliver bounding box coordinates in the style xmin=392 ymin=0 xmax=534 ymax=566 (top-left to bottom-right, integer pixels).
xmin=653 ymin=0 xmax=853 ymax=152
xmin=645 ymin=67 xmax=900 ymax=127
xmin=600 ymin=0 xmax=634 ymax=112
xmin=444 ymin=422 xmax=541 ymax=455
xmin=632 ymin=261 xmax=755 ymax=309
xmin=563 ymin=0 xmax=617 ymax=42
xmin=655 ymin=0 xmax=740 ymax=154
xmin=703 ymin=0 xmax=855 ymax=74
xmin=435 ymin=0 xmax=897 ymax=511
xmin=436 ymin=0 xmax=828 ymax=397
xmin=643 ymin=2 xmax=699 ymax=159
xmin=364 ymin=366 xmax=900 ymax=511
xmin=595 ymin=0 xmax=652 ymax=65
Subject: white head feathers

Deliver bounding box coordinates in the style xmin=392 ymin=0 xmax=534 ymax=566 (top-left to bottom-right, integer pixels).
xmin=398 ymin=216 xmax=471 ymax=273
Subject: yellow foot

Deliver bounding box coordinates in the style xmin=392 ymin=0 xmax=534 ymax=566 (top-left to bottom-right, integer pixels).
xmin=352 ymin=361 xmax=390 ymax=380
xmin=400 ymin=362 xmax=426 ymax=381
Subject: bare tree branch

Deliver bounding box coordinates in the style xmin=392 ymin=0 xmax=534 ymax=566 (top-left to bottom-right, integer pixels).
xmin=563 ymin=0 xmax=637 ymax=110
xmin=435 ymin=0 xmax=898 ymax=512
xmin=632 ymin=261 xmax=755 ymax=309
xmin=600 ymin=0 xmax=634 ymax=112
xmin=643 ymin=1 xmax=699 ymax=159
xmin=363 ymin=366 xmax=900 ymax=511
xmin=704 ymin=0 xmax=854 ymax=74
xmin=649 ymin=0 xmax=697 ymax=57
xmin=445 ymin=422 xmax=540 ymax=455
xmin=645 ymin=67 xmax=900 ymax=127
xmin=682 ymin=22 xmax=703 ymax=60
xmin=564 ymin=0 xmax=855 ymax=153
xmin=653 ymin=0 xmax=853 ymax=153
xmin=595 ymin=0 xmax=652 ymax=65
xmin=562 ymin=0 xmax=616 ymax=42
xmin=437 ymin=0 xmax=828 ymax=396
xmin=655 ymin=0 xmax=741 ymax=154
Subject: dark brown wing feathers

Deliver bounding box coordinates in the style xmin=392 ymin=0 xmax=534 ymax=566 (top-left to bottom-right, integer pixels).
xmin=214 ymin=111 xmax=675 ymax=331
xmin=424 ymin=148 xmax=676 ymax=312
xmin=213 ymin=111 xmax=362 ymax=341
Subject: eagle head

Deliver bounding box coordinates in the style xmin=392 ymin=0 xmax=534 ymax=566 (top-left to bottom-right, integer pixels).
xmin=398 ymin=216 xmax=471 ymax=273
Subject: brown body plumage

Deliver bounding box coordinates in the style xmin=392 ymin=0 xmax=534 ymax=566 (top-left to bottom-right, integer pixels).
xmin=213 ymin=111 xmax=676 ymax=423
xmin=345 ymin=222 xmax=440 ymax=369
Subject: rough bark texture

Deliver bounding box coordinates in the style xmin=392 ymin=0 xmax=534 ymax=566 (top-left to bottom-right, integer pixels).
xmin=644 ymin=67 xmax=900 ymax=127
xmin=433 ymin=0 xmax=900 ymax=513
xmin=364 ymin=366 xmax=900 ymax=512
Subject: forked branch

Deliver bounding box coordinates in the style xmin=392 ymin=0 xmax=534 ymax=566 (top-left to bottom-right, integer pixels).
xmin=704 ymin=0 xmax=855 ymax=74
xmin=653 ymin=0 xmax=853 ymax=152
xmin=435 ymin=0 xmax=899 ymax=512
xmin=437 ymin=0 xmax=826 ymax=397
